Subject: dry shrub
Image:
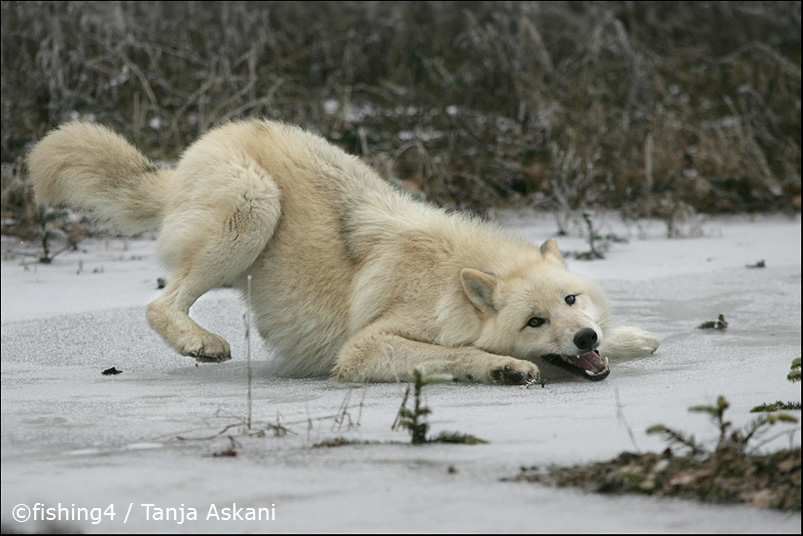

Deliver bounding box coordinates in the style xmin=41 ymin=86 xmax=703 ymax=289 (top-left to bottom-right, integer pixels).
xmin=1 ymin=1 xmax=800 ymax=231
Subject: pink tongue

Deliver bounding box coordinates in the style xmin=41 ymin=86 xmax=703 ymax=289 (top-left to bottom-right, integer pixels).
xmin=573 ymin=351 xmax=605 ymax=373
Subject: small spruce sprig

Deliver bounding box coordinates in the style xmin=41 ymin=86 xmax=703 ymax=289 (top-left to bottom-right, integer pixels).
xmin=647 ymin=395 xmax=797 ymax=454
xmin=567 ymin=213 xmax=628 ymax=261
xmin=32 ymin=205 xmax=72 ymax=263
xmin=579 ymin=212 xmax=606 ymax=260
xmin=393 ymin=369 xmax=487 ymax=445
xmin=788 ymin=358 xmax=801 ymax=384
xmin=393 ymin=369 xmax=445 ymax=444
xmin=751 ymin=401 xmax=802 ymax=412
xmin=568 ymin=212 xmax=607 ymax=260
xmin=751 ymin=358 xmax=802 ymax=413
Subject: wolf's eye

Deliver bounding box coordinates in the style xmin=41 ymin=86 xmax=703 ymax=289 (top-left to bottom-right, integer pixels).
xmin=565 ymin=295 xmax=576 ymax=305
xmin=527 ymin=317 xmax=546 ymax=328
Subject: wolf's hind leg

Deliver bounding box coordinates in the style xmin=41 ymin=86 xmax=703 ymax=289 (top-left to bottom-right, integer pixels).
xmin=147 ymin=168 xmax=281 ymax=362
xmin=334 ymin=325 xmax=540 ymax=384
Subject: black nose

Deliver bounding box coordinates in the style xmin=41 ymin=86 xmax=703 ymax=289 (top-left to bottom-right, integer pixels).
xmin=574 ymin=328 xmax=598 ymax=351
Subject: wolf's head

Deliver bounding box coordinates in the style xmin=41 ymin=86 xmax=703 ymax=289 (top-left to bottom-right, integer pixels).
xmin=461 ymin=239 xmax=611 ymax=380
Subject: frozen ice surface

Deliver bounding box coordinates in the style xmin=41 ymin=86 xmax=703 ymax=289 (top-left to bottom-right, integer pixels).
xmin=1 ymin=214 xmax=801 ymax=533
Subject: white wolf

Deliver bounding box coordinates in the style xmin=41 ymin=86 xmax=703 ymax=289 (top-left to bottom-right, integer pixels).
xmin=28 ymin=119 xmax=659 ymax=384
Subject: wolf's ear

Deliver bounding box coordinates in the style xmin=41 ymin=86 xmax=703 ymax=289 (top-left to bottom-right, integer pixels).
xmin=460 ymin=268 xmax=497 ymax=313
xmin=540 ymin=239 xmax=566 ymax=267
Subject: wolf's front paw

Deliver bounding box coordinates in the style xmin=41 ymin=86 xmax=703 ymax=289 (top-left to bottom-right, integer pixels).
xmin=181 ymin=333 xmax=232 ymax=363
xmin=489 ymin=358 xmax=541 ymax=385
xmin=601 ymin=326 xmax=659 ymax=358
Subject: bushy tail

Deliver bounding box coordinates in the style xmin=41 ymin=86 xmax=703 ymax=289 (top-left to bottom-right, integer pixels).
xmin=27 ymin=121 xmax=172 ymax=233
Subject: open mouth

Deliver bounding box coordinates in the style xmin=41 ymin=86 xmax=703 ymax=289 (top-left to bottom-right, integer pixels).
xmin=541 ymin=350 xmax=610 ymax=381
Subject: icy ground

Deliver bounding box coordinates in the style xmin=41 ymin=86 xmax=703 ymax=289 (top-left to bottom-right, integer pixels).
xmin=1 ymin=213 xmax=801 ymax=533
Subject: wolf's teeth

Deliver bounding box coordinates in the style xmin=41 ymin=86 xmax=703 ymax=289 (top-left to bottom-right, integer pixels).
xmin=603 ymin=356 xmax=609 ymax=367
xmin=585 ymin=370 xmax=595 ymax=376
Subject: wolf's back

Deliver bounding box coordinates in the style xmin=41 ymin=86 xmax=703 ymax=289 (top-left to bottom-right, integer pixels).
xmin=27 ymin=121 xmax=172 ymax=233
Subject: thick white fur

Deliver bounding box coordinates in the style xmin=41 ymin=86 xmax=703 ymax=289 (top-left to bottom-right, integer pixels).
xmin=28 ymin=119 xmax=659 ymax=384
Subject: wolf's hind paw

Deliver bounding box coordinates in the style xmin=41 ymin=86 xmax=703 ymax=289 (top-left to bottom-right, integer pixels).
xmin=182 ymin=334 xmax=232 ymax=363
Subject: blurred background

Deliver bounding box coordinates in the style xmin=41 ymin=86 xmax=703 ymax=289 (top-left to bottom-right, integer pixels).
xmin=1 ymin=1 xmax=800 ymax=239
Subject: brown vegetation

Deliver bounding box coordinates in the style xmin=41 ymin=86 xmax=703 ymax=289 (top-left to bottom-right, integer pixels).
xmin=2 ymin=1 xmax=800 ymax=233
xmin=513 ymin=448 xmax=801 ymax=511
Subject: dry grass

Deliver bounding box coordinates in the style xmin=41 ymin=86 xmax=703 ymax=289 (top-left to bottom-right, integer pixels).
xmin=2 ymin=1 xmax=800 ymax=232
